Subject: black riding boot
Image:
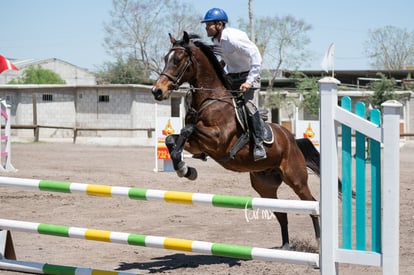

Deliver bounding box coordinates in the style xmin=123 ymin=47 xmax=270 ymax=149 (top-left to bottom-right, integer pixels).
xmin=249 ymin=111 xmax=267 ymax=161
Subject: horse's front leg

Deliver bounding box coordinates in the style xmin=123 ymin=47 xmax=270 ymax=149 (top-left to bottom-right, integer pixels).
xmin=165 ymin=124 xmax=198 ymax=180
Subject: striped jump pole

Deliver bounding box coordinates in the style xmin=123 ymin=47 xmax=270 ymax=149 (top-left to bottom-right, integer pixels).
xmin=0 ymin=177 xmax=319 ymax=215
xmin=0 ymin=218 xmax=319 ymax=267
xmin=0 ymin=258 xmax=137 ymax=275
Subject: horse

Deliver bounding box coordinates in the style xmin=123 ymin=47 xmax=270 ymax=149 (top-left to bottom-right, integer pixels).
xmin=151 ymin=31 xmax=321 ymax=250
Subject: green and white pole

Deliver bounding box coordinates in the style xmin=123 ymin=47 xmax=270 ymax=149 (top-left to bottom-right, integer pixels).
xmin=0 ymin=218 xmax=319 ymax=267
xmin=0 ymin=177 xmax=319 ymax=215
xmin=0 ymin=258 xmax=137 ymax=275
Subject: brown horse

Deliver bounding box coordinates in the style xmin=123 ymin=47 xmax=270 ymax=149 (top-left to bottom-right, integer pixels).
xmin=151 ymin=31 xmax=321 ymax=249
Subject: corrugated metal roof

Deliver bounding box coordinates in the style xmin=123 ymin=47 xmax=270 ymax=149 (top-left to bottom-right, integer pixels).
xmin=10 ymin=57 xmax=90 ymax=72
xmin=0 ymin=57 xmax=96 ymax=85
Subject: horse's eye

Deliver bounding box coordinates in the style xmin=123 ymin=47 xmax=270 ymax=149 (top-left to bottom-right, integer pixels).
xmin=173 ymin=56 xmax=181 ymax=64
xmin=165 ymin=49 xmax=186 ymax=66
xmin=173 ymin=52 xmax=184 ymax=62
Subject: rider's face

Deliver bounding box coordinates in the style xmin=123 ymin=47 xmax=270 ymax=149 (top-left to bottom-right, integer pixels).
xmin=205 ymin=22 xmax=220 ymax=38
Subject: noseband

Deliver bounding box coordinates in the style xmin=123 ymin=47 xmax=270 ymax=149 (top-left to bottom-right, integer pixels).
xmin=160 ymin=46 xmax=193 ymax=90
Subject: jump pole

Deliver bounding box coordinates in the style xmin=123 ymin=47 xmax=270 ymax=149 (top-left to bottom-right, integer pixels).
xmin=0 ymin=176 xmax=319 ymax=215
xmin=0 ymin=258 xmax=137 ymax=275
xmin=0 ymin=218 xmax=319 ymax=267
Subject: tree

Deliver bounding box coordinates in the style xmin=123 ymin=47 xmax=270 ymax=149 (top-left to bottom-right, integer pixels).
xmin=265 ymin=72 xmax=320 ymax=121
xmin=97 ymin=57 xmax=153 ymax=84
xmin=367 ymin=73 xmax=397 ymax=110
xmin=102 ymin=0 xmax=202 ymax=82
xmin=239 ymin=15 xmax=312 ymax=89
xmin=8 ymin=65 xmax=66 ymax=84
xmin=293 ymin=72 xmax=320 ymax=119
xmin=364 ymin=26 xmax=414 ymax=70
xmin=238 ymin=15 xmax=312 ymax=117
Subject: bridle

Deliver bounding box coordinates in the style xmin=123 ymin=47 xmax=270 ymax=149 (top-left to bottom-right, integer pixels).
xmin=160 ymin=43 xmax=235 ymax=113
xmin=157 ymin=41 xmax=237 ymax=137
xmin=160 ymin=46 xmax=193 ymax=90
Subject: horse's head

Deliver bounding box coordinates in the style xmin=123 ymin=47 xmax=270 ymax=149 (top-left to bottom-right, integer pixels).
xmin=152 ymin=32 xmax=195 ymax=101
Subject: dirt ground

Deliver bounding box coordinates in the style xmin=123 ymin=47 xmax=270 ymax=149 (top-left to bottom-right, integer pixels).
xmin=0 ymin=140 xmax=413 ymax=274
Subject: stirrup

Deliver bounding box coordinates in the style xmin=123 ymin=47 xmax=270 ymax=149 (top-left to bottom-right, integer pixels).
xmin=253 ymin=145 xmax=267 ymax=161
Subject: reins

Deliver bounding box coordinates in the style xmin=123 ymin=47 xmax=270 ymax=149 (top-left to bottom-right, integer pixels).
xmin=184 ymin=88 xmax=234 ymax=121
xmin=176 ymin=86 xmax=238 ymax=94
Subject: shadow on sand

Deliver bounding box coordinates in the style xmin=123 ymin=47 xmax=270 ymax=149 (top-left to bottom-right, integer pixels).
xmin=115 ymin=253 xmax=245 ymax=273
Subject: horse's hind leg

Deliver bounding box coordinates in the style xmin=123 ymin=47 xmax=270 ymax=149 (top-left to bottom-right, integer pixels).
xmin=283 ymin=162 xmax=320 ymax=248
xmin=310 ymin=214 xmax=320 ymax=249
xmin=250 ymin=171 xmax=290 ymax=249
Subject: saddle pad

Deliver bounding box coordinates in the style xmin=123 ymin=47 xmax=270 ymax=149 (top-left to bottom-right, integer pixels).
xmin=233 ymin=98 xmax=274 ymax=145
xmin=262 ymin=122 xmax=274 ymax=144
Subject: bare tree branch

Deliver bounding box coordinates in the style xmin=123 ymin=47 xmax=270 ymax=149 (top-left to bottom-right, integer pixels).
xmin=364 ymin=26 xmax=414 ymax=70
xmin=240 ymin=15 xmax=312 ymax=88
xmin=102 ymin=0 xmax=203 ymax=78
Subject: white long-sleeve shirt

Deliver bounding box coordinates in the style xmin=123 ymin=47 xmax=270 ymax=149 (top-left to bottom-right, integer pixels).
xmin=213 ymin=27 xmax=262 ymax=85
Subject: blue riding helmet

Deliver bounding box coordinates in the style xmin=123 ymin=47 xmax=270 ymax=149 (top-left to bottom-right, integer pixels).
xmin=201 ymin=8 xmax=228 ymax=23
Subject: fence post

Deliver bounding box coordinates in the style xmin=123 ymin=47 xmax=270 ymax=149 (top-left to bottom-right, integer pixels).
xmin=319 ymin=77 xmax=340 ymax=274
xmin=381 ymin=100 xmax=401 ymax=274
xmin=32 ymin=94 xmax=39 ymax=142
xmin=0 ymin=99 xmax=16 ymax=172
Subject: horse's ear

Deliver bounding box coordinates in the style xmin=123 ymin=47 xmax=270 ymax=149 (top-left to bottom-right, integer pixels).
xmin=183 ymin=31 xmax=190 ymax=44
xmin=169 ymin=33 xmax=176 ymax=44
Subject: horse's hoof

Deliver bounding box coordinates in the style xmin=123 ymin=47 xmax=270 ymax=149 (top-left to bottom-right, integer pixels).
xmin=176 ymin=165 xmax=188 ymax=178
xmin=280 ymin=243 xmax=291 ymax=250
xmin=185 ymin=167 xmax=197 ymax=180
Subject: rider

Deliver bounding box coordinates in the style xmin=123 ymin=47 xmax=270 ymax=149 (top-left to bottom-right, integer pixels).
xmin=201 ymin=7 xmax=266 ymax=161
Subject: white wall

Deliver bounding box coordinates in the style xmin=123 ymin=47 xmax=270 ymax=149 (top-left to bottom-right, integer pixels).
xmin=0 ymin=84 xmax=172 ymax=143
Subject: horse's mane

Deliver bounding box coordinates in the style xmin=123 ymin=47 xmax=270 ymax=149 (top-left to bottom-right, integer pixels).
xmin=177 ymin=34 xmax=231 ymax=90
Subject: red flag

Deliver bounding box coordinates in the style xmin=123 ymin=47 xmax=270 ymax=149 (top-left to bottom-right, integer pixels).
xmin=0 ymin=55 xmax=19 ymax=73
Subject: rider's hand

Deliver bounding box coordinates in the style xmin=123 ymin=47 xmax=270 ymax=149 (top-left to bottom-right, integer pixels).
xmin=239 ymin=82 xmax=252 ymax=92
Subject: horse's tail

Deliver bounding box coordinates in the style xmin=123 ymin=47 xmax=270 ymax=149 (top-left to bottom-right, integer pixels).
xmin=295 ymin=138 xmax=320 ymax=176
xmin=296 ymin=138 xmax=350 ymax=197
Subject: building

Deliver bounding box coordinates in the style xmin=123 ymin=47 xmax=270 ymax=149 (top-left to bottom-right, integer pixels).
xmin=0 ymin=58 xmax=96 ymax=85
xmin=0 ymin=84 xmax=182 ymax=145
xmin=0 ymin=58 xmax=412 ymax=144
xmin=264 ymin=70 xmax=413 ymax=136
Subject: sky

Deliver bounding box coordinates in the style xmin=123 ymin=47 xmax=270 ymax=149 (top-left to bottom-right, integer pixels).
xmin=2 ymin=0 xmax=412 ymax=72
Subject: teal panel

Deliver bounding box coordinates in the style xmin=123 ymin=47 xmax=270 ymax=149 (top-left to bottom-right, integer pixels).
xmin=355 ymin=102 xmax=366 ymax=251
xmin=370 ymin=109 xmax=382 ymax=252
xmin=340 ymin=96 xmax=352 ymax=249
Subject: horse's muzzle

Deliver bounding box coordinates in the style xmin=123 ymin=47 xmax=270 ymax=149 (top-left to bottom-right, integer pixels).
xmin=151 ymin=87 xmax=164 ymax=101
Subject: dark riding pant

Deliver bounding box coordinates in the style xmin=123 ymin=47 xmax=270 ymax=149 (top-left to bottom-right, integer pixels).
xmin=226 ymin=72 xmax=266 ymax=161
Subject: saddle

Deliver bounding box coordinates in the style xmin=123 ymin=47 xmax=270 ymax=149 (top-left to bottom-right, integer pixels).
xmin=233 ymin=98 xmax=274 ymax=144
xmin=214 ymin=98 xmax=273 ymax=162
xmin=193 ymin=96 xmax=274 ymax=163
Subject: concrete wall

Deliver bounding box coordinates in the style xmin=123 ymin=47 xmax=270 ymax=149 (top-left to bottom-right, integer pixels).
xmin=0 ymin=84 xmax=173 ymax=144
